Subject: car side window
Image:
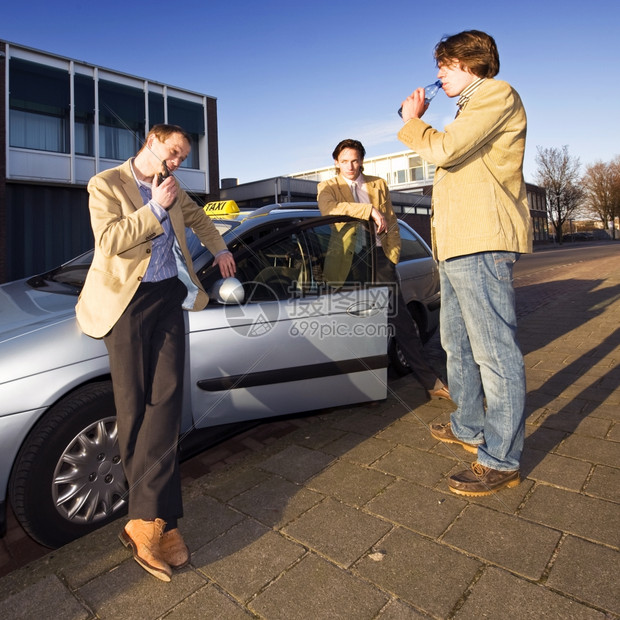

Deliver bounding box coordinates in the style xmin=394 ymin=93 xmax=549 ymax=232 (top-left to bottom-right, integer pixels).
xmin=224 ymin=218 xmax=374 ymax=302
xmin=398 ymin=222 xmax=430 ymax=261
xmin=302 ymin=221 xmax=373 ymax=292
xmin=234 ymin=232 xmax=306 ymax=300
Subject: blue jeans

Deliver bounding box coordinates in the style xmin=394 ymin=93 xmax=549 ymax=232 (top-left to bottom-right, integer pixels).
xmin=439 ymin=252 xmax=525 ymax=471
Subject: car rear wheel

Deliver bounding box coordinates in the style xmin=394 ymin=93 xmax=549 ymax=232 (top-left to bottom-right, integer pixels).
xmin=389 ymin=338 xmax=411 ymax=376
xmin=388 ymin=306 xmax=427 ymax=376
xmin=9 ymin=381 xmax=128 ymax=548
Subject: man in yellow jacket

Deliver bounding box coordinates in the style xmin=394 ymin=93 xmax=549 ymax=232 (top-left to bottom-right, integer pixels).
xmin=76 ymin=124 xmax=235 ymax=581
xmin=398 ymin=31 xmax=532 ymax=496
xmin=318 ymin=138 xmax=449 ymax=400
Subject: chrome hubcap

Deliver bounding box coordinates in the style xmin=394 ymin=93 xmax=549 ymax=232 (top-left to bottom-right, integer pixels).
xmin=52 ymin=417 xmax=127 ymax=524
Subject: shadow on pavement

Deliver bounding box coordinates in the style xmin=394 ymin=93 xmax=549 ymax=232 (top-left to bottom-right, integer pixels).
xmin=521 ymin=327 xmax=620 ymax=478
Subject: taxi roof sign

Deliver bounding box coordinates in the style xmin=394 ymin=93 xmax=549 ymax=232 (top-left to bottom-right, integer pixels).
xmin=203 ymin=200 xmax=240 ymax=217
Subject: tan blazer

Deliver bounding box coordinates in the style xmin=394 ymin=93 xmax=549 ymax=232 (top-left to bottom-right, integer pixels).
xmin=397 ymin=79 xmax=532 ymax=261
xmin=317 ymin=174 xmax=401 ymax=264
xmin=76 ymin=159 xmax=227 ymax=338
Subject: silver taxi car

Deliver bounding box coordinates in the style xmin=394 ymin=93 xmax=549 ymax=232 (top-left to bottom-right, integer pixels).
xmin=0 ymin=202 xmax=438 ymax=548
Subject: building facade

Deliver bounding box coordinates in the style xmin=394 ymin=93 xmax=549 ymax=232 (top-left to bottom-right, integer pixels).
xmin=0 ymin=40 xmax=220 ymax=282
xmin=220 ymin=176 xmax=434 ymax=245
xmin=291 ymin=150 xmax=550 ymax=244
xmin=291 ymin=150 xmax=437 ymax=195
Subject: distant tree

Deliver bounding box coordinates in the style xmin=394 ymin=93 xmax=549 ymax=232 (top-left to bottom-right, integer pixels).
xmin=535 ymin=146 xmax=584 ymax=243
xmin=582 ymin=157 xmax=620 ymax=239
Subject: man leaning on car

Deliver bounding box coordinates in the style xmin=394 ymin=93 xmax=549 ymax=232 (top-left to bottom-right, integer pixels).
xmin=76 ymin=124 xmax=235 ymax=582
xmin=317 ymin=138 xmax=449 ymax=401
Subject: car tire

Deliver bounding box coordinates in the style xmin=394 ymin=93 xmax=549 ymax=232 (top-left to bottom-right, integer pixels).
xmin=9 ymin=381 xmax=128 ymax=548
xmin=388 ymin=308 xmax=428 ymax=376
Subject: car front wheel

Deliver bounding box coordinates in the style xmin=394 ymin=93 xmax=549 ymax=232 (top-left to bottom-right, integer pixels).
xmin=9 ymin=381 xmax=128 ymax=548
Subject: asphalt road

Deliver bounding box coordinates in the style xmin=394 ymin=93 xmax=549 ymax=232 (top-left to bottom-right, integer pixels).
xmin=515 ymin=241 xmax=619 ymax=281
xmin=513 ymin=241 xmax=620 ymax=318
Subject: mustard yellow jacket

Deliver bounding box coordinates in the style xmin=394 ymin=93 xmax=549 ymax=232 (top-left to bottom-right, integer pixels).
xmin=317 ymin=174 xmax=401 ymax=264
xmin=76 ymin=159 xmax=227 ymax=338
xmin=397 ymin=79 xmax=533 ymax=261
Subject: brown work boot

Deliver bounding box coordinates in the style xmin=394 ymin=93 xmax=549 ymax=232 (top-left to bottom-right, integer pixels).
xmin=428 ymin=385 xmax=451 ymax=401
xmin=448 ymin=462 xmax=520 ymax=496
xmin=430 ymin=422 xmax=479 ymax=454
xmin=119 ymin=518 xmax=172 ymax=582
xmin=160 ymin=528 xmax=190 ymax=569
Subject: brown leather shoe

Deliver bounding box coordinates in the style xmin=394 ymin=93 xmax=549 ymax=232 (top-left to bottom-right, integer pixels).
xmin=448 ymin=462 xmax=520 ymax=496
xmin=430 ymin=422 xmax=479 ymax=454
xmin=428 ymin=385 xmax=452 ymax=401
xmin=160 ymin=528 xmax=190 ymax=569
xmin=119 ymin=518 xmax=172 ymax=582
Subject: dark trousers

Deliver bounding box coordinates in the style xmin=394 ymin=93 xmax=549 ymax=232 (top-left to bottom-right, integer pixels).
xmin=376 ymin=253 xmax=439 ymax=391
xmin=104 ymin=277 xmax=187 ymax=529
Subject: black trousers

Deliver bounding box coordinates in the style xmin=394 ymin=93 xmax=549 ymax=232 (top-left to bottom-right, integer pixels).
xmin=375 ymin=253 xmax=439 ymax=391
xmin=104 ymin=277 xmax=187 ymax=529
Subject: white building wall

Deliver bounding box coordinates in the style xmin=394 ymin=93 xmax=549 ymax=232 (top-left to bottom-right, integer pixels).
xmin=290 ymin=149 xmax=435 ymax=195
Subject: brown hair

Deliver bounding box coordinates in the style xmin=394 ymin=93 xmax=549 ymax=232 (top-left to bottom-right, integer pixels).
xmin=141 ymin=123 xmax=192 ymax=151
xmin=434 ymin=30 xmax=499 ymax=78
xmin=332 ymin=138 xmax=366 ymax=162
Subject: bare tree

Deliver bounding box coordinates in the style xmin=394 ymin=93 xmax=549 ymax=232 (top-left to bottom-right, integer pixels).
xmin=581 ymin=158 xmax=620 ymax=239
xmin=611 ymin=157 xmax=620 ymax=238
xmin=535 ymin=145 xmax=584 ymax=243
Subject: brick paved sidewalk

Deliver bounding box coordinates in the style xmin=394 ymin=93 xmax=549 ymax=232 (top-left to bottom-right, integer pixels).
xmin=0 ymin=247 xmax=618 ymax=619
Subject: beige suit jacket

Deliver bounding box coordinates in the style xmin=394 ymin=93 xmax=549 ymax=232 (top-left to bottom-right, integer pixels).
xmin=76 ymin=159 xmax=227 ymax=338
xmin=317 ymin=174 xmax=401 ymax=264
xmin=397 ymin=79 xmax=533 ymax=261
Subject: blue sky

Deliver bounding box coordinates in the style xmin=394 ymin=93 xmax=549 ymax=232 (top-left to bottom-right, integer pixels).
xmin=2 ymin=0 xmax=618 ymax=185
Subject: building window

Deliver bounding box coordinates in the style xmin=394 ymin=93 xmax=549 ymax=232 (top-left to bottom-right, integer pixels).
xmin=408 ymin=155 xmax=424 ymax=182
xmin=149 ymin=92 xmax=165 ymax=126
xmin=168 ymin=97 xmax=204 ymax=169
xmin=75 ymin=74 xmax=95 ymax=156
xmin=395 ymin=169 xmax=407 ymax=184
xmin=98 ymin=80 xmax=144 ymax=160
xmin=9 ymin=58 xmax=70 ymax=153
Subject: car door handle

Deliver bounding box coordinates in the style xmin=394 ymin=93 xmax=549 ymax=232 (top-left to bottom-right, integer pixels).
xmin=347 ymin=301 xmax=382 ymax=317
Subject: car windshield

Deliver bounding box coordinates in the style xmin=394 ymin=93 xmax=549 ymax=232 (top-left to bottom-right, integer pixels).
xmin=27 ymin=218 xmax=241 ymax=294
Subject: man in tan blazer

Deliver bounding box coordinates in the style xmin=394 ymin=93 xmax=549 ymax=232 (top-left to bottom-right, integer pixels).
xmin=398 ymin=30 xmax=533 ymax=496
xmin=317 ymin=139 xmax=448 ymax=400
xmin=76 ymin=124 xmax=235 ymax=581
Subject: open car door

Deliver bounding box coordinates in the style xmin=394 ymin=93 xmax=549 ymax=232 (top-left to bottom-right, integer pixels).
xmin=186 ymin=216 xmax=389 ymax=428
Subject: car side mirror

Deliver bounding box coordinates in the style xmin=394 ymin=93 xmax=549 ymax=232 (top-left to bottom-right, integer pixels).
xmin=209 ymin=277 xmax=245 ymax=304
